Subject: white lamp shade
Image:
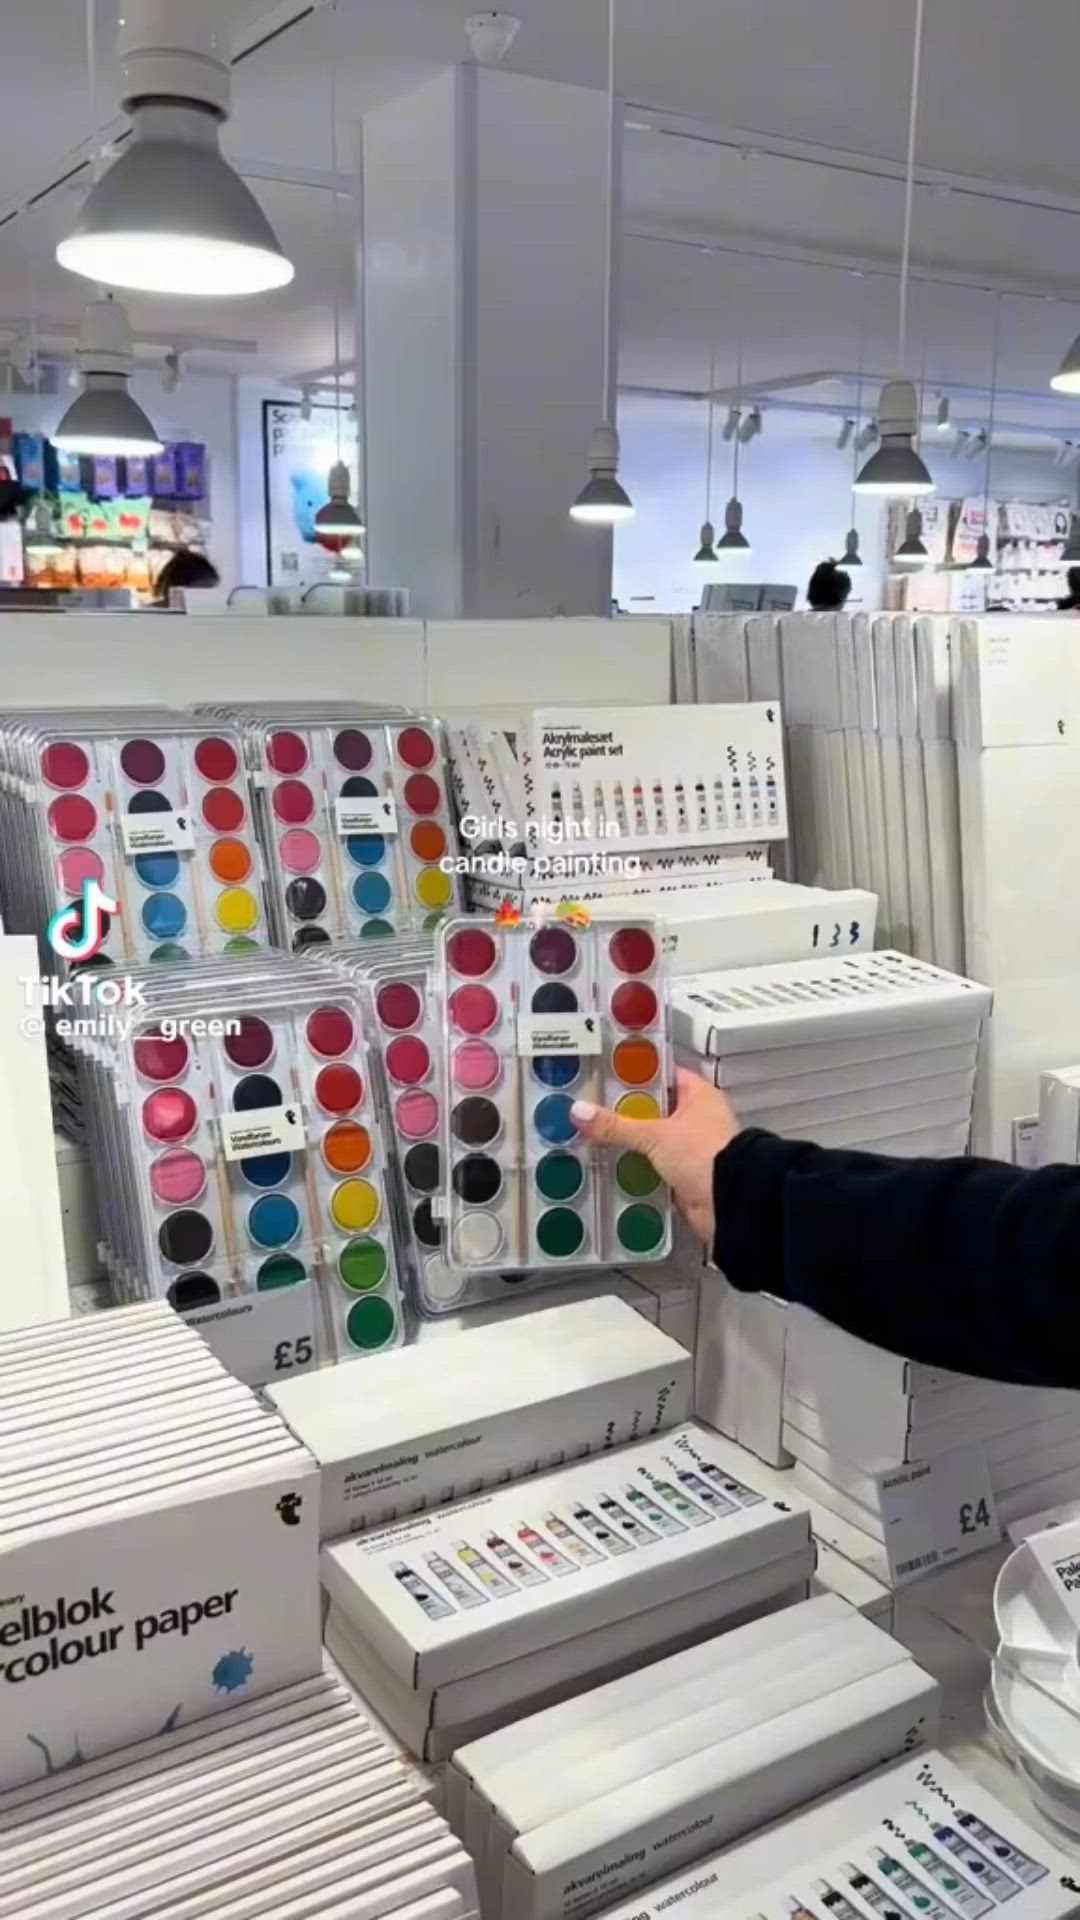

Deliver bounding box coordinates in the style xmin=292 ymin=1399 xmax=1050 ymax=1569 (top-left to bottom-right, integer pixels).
xmin=892 ymin=508 xmax=929 ymax=567
xmin=314 ymin=463 xmax=366 ymax=538
xmin=52 ymin=381 xmax=162 ymax=455
xmin=853 ymin=379 xmax=934 ymax=496
xmin=57 ymin=105 xmax=293 ymax=298
xmin=570 ymin=422 xmax=635 ymax=524
xmin=1052 ymin=334 xmax=1080 ymax=395
xmin=693 ymin=521 xmax=718 ymax=563
xmin=715 ymin=496 xmax=751 ymax=553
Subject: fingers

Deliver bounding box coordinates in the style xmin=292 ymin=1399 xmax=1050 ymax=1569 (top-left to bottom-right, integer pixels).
xmin=570 ymin=1099 xmax=658 ymax=1154
xmin=673 ymin=1065 xmax=710 ymax=1110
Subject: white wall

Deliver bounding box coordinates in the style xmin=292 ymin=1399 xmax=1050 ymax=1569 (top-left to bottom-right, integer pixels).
xmin=2 ymin=369 xmax=240 ymax=592
xmin=614 ymin=391 xmax=1074 ymax=613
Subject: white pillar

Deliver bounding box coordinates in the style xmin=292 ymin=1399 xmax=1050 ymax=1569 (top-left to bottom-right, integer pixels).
xmin=362 ymin=64 xmax=618 ymax=618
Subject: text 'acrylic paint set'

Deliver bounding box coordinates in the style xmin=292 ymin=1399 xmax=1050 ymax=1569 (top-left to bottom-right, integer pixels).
xmin=199 ymin=703 xmax=462 ymax=948
xmin=434 ymin=915 xmax=673 ymax=1273
xmin=0 ymin=710 xmax=266 ymax=972
xmin=72 ymin=952 xmax=404 ymax=1369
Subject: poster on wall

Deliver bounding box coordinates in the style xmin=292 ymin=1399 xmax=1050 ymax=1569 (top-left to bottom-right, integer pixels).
xmin=261 ymin=400 xmax=361 ymax=587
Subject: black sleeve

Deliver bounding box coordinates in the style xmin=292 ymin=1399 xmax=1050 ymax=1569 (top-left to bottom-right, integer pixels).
xmin=711 ymin=1128 xmax=1080 ymax=1388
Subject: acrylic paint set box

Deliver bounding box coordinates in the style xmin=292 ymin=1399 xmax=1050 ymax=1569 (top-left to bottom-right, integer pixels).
xmin=0 ymin=708 xmax=269 ymax=972
xmin=0 ymin=1664 xmax=479 ymax=1920
xmin=434 ymin=915 xmax=673 ymax=1274
xmin=268 ymin=1295 xmax=692 ymax=1539
xmin=72 ymin=950 xmax=406 ymax=1379
xmin=0 ymin=1300 xmax=322 ymax=1794
xmin=199 ymin=702 xmax=462 ymax=947
xmin=450 ymin=1593 xmax=938 ymax=1920
xmin=594 ymin=1749 xmax=1078 ymax=1920
xmin=321 ymin=1422 xmax=815 ymax=1760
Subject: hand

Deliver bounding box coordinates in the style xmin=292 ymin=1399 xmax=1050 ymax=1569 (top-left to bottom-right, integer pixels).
xmin=571 ymin=1067 xmax=739 ymax=1248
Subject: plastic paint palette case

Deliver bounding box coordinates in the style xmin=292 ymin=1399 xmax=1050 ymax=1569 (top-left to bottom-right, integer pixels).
xmin=200 ymin=706 xmax=461 ymax=950
xmin=0 ymin=711 xmax=265 ymax=973
xmin=436 ymin=917 xmax=672 ymax=1272
xmin=82 ymin=962 xmax=404 ymax=1362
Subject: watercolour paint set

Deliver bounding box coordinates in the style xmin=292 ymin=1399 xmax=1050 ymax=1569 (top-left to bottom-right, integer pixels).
xmin=198 ymin=703 xmax=462 ymax=947
xmin=70 ymin=952 xmax=405 ymax=1378
xmin=434 ymin=915 xmax=673 ymax=1273
xmin=320 ymin=1422 xmax=815 ymax=1759
xmin=267 ymin=1296 xmax=692 ymax=1538
xmin=0 ymin=1301 xmax=322 ymax=1795
xmin=0 ymin=1665 xmax=479 ymax=1920
xmin=0 ymin=709 xmax=267 ymax=972
xmin=595 ymin=1750 xmax=1079 ymax=1920
xmin=450 ymin=1594 xmax=938 ymax=1920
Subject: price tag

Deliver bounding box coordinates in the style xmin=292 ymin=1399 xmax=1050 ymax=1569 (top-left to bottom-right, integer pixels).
xmin=120 ymin=811 xmax=196 ymax=855
xmin=516 ymin=1012 xmax=602 ymax=1057
xmin=335 ymin=795 xmax=398 ymax=837
xmin=220 ymin=1104 xmax=306 ymax=1162
xmin=181 ymin=1284 xmax=316 ymax=1388
xmin=1011 ymin=1116 xmax=1040 ymax=1168
xmin=874 ymin=1444 xmax=1001 ymax=1587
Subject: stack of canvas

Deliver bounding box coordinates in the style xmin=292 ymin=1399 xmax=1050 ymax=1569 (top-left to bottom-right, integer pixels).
xmin=783 ymin=1309 xmax=1080 ymax=1543
xmin=447 ymin=1595 xmax=938 ymax=1920
xmin=678 ymin=951 xmax=992 ymax=1464
xmin=953 ymin=615 xmax=1080 ymax=1155
xmin=0 ymin=1666 xmax=479 ymax=1920
xmin=592 ymin=1749 xmax=1078 ymax=1920
xmin=321 ymin=1423 xmax=814 ymax=1761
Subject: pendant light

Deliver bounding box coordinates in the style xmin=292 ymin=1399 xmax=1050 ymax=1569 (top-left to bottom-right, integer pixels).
xmin=840 ymin=271 xmax=867 ymax=565
xmin=57 ymin=0 xmax=293 ymax=298
xmin=693 ymin=319 xmax=719 ymax=563
xmin=715 ymin=153 xmax=753 ymax=558
xmin=315 ymin=26 xmax=365 ymax=544
xmin=53 ymin=297 xmax=163 ymax=455
xmin=571 ymin=0 xmax=634 ymax=525
xmin=1052 ymin=329 xmax=1080 ymax=395
xmin=854 ymin=0 xmax=933 ymax=497
xmin=966 ymin=293 xmax=1000 ymax=571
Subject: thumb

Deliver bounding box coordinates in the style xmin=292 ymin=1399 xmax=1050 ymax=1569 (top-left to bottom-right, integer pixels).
xmin=570 ymin=1097 xmax=659 ymax=1154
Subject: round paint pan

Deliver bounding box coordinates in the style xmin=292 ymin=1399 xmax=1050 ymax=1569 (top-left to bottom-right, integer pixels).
xmin=278 ymin=829 xmax=321 ymax=876
xmin=608 ymin=926 xmax=657 ymax=977
xmin=414 ymin=868 xmax=452 ymax=911
xmin=224 ymin=1016 xmax=274 ymax=1071
xmin=40 ymin=741 xmax=89 ymax=790
xmin=616 ymin=1202 xmax=666 ymax=1255
xmin=322 ymin=1122 xmax=371 ymax=1175
xmin=247 ymin=1192 xmax=301 ymax=1251
xmin=452 ymin=1040 xmax=500 ymax=1093
xmin=611 ymin=981 xmax=659 ymax=1030
xmin=536 ymin=1207 xmax=586 ymax=1260
xmin=385 ymin=1035 xmax=431 ymax=1086
xmin=448 ymin=984 xmax=499 ymax=1035
xmin=57 ymin=847 xmax=104 ymax=895
xmin=451 ymin=1095 xmax=501 ymax=1148
xmin=306 ymin=1006 xmax=355 ymax=1059
xmin=141 ymin=893 xmax=187 ymax=941
xmin=352 ymin=872 xmax=392 ymax=916
xmin=529 ymin=926 xmax=578 ymax=977
xmin=616 ymin=1151 xmax=662 ymax=1198
xmin=257 ymin=1255 xmax=306 ymax=1290
xmin=395 ymin=1088 xmax=440 ymax=1140
xmin=158 ymin=1209 xmax=214 ymax=1265
xmin=293 ymin=927 xmax=331 ymax=951
xmin=149 ymin=1150 xmax=207 ymax=1208
xmin=616 ymin=1092 xmax=660 ymax=1121
xmin=208 ymin=839 xmax=252 ymax=885
xmin=214 ymin=887 xmax=260 ymax=934
xmin=334 ymin=729 xmax=373 ymax=771
xmin=266 ymin=730 xmax=308 ymax=775
xmin=194 ymin=737 xmax=239 ymax=783
xmin=403 ymin=773 xmax=441 ymax=816
xmin=48 ymin=794 xmax=97 ymax=843
xmin=315 ymin=1063 xmax=364 ymax=1115
xmin=120 ymin=738 xmax=167 ymax=785
xmin=531 ymin=982 xmax=578 ymax=1015
xmin=338 ymin=1238 xmax=388 ymax=1293
xmin=142 ymin=1087 xmax=198 ymax=1144
xmin=346 ymin=834 xmax=386 ymax=869
xmin=403 ymin=1141 xmax=439 ymax=1193
xmin=273 ymin=780 xmax=315 ymax=825
xmin=286 ymin=877 xmax=327 ymax=922
xmin=202 ymin=787 xmax=246 ymax=833
xmin=345 ymin=1295 xmax=397 ymax=1351
xmin=535 ymin=1151 xmax=584 ymax=1203
xmin=133 ymin=1030 xmax=189 ymax=1084
xmin=240 ymin=1152 xmax=292 ymax=1191
xmin=612 ymin=1037 xmax=660 ymax=1088
xmin=396 ymin=726 xmax=436 ymax=770
xmin=531 ymin=1055 xmax=580 ymax=1091
xmin=446 ymin=927 xmax=497 ymax=979
xmin=533 ymin=1092 xmax=577 ymax=1146
xmin=330 ymin=1178 xmax=381 ymax=1233
xmin=167 ymin=1273 xmax=220 ymax=1310
xmin=134 ymin=852 xmax=181 ymax=890
xmin=375 ymin=980 xmax=423 ymax=1032
xmin=232 ymin=1073 xmax=283 ymax=1112
xmin=451 ymin=1154 xmax=502 ymax=1206
xmin=412 ymin=1198 xmax=442 ymax=1248
xmin=451 ymin=1212 xmax=503 ymax=1265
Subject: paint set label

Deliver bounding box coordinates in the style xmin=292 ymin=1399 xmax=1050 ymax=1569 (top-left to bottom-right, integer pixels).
xmin=435 ymin=916 xmax=673 ymax=1272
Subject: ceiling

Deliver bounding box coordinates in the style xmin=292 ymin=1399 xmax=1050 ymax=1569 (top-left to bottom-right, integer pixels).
xmin=3 ymin=0 xmax=1080 ymax=439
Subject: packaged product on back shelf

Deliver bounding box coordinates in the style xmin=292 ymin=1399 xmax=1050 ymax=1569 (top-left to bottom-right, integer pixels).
xmin=683 ymin=950 xmax=992 ymax=1469
xmin=0 ymin=1301 xmax=321 ymax=1796
xmin=0 ymin=1662 xmax=477 ymax=1920
xmin=592 ymin=1749 xmax=1079 ymax=1920
xmin=322 ymin=1419 xmax=815 ymax=1760
xmin=451 ymin=1593 xmax=938 ymax=1920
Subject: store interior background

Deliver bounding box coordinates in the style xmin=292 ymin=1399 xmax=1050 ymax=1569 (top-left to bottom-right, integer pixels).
xmin=4 ymin=0 xmax=1080 ymax=615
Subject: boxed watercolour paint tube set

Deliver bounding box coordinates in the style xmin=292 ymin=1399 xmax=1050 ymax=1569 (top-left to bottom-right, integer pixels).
xmin=0 ymin=1665 xmax=479 ymax=1920
xmin=593 ymin=1749 xmax=1079 ymax=1920
xmin=319 ymin=1413 xmax=815 ymax=1760
xmin=448 ymin=1593 xmax=940 ymax=1920
xmin=0 ymin=1300 xmax=322 ymax=1796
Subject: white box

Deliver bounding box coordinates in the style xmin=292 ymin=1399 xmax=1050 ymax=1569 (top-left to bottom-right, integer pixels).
xmin=500 ymin=1662 xmax=939 ymax=1920
xmin=0 ymin=1449 xmax=321 ymax=1792
xmin=463 ymin=1598 xmax=912 ymax=1916
xmin=638 ymin=882 xmax=877 ymax=976
xmin=322 ymin=1425 xmax=811 ymax=1692
xmin=783 ymin=1389 xmax=1080 ymax=1471
xmin=269 ymin=1299 xmax=691 ymax=1539
xmin=328 ymin=1547 xmax=816 ymax=1762
xmin=593 ymin=1750 xmax=1077 ymax=1920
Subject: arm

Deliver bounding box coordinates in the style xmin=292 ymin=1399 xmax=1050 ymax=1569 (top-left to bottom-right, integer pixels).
xmin=714 ymin=1129 xmax=1080 ymax=1388
xmin=571 ymin=1071 xmax=1080 ymax=1389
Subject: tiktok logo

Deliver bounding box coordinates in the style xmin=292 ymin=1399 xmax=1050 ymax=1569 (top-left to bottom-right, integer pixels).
xmin=47 ymin=879 xmax=119 ymax=962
